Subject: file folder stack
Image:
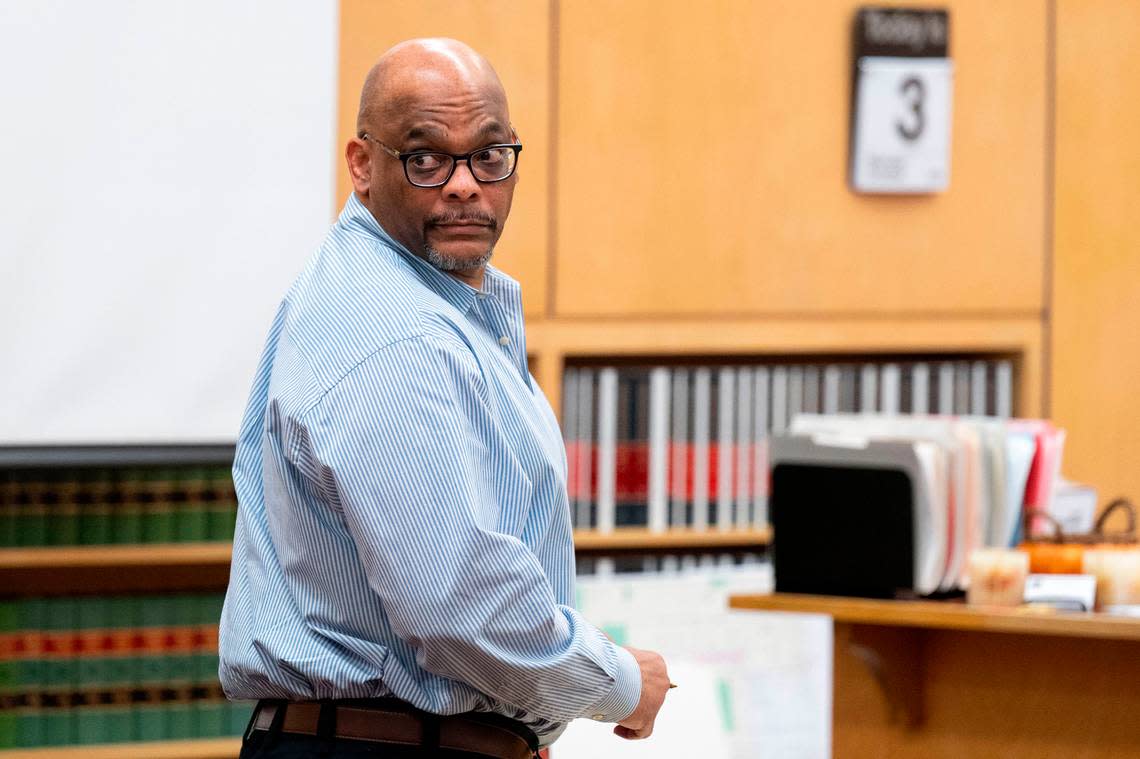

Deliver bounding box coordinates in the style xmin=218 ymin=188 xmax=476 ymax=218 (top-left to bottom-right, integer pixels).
xmin=770 ymin=413 xmax=1065 ymax=597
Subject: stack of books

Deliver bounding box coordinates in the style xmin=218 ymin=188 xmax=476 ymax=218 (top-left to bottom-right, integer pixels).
xmin=0 ymin=467 xmax=237 ymax=547
xmin=0 ymin=592 xmax=248 ymax=748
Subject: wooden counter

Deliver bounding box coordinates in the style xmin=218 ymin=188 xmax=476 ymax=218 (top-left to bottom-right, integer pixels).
xmin=729 ymin=593 xmax=1140 ymax=758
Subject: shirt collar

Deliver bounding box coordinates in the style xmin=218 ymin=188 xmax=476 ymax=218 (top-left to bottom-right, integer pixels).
xmin=338 ymin=193 xmax=483 ymax=314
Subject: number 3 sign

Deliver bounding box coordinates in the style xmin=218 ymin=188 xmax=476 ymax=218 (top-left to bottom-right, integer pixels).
xmin=850 ymin=7 xmax=953 ymax=193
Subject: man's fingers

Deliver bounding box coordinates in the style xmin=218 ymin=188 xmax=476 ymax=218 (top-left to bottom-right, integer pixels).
xmin=613 ymin=724 xmax=653 ymax=740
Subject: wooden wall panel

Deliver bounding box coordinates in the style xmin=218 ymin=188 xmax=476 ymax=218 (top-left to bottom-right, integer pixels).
xmin=555 ymin=0 xmax=1046 ymax=317
xmin=1052 ymin=1 xmax=1140 ymax=508
xmin=336 ymin=0 xmax=550 ymax=316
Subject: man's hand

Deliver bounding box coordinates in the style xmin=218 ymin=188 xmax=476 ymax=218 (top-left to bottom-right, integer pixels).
xmin=614 ymin=647 xmax=670 ymax=740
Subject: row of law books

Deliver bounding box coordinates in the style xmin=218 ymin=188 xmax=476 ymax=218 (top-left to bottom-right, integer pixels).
xmin=561 ymin=358 xmax=1014 ymax=532
xmin=774 ymin=413 xmax=1064 ymax=595
xmin=0 ymin=694 xmax=251 ymax=748
xmin=0 ymin=466 xmax=237 ymax=547
xmin=0 ymin=592 xmax=250 ymax=747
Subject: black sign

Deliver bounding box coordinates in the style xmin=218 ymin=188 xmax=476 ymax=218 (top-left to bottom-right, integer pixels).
xmin=854 ymin=7 xmax=949 ymax=59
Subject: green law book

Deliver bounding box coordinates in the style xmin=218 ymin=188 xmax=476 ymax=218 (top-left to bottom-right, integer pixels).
xmin=0 ymin=599 xmax=18 ymax=694
xmin=74 ymin=703 xmax=108 ymax=745
xmin=110 ymin=469 xmax=143 ymax=544
xmin=0 ymin=470 xmax=17 ymax=547
xmin=177 ymin=468 xmax=210 ymax=543
xmin=195 ymin=594 xmax=224 ymax=685
xmin=167 ymin=699 xmax=194 ymax=739
xmin=16 ymin=478 xmax=48 ymax=547
xmin=0 ymin=710 xmax=16 ymax=748
xmin=134 ymin=596 xmax=170 ymax=688
xmin=105 ymin=597 xmax=137 ymax=690
xmin=195 ymin=699 xmax=228 ymax=738
xmin=75 ymin=703 xmax=132 ymax=745
xmin=167 ymin=596 xmax=197 ymax=687
xmin=140 ymin=468 xmax=177 ymax=544
xmin=16 ymin=708 xmax=46 ymax=748
xmin=78 ymin=469 xmax=114 ymax=545
xmin=207 ymin=466 xmax=238 ymax=541
xmin=132 ymin=700 xmax=167 ymax=742
xmin=41 ymin=598 xmax=78 ymax=692
xmin=227 ymin=700 xmax=254 ymax=736
xmin=45 ymin=471 xmax=80 ymax=546
xmin=194 ymin=652 xmax=220 ymax=689
xmin=16 ymin=599 xmax=47 ymax=697
xmin=103 ymin=703 xmax=133 ymax=744
xmin=75 ymin=597 xmax=112 ymax=691
xmin=40 ymin=707 xmax=74 ymax=746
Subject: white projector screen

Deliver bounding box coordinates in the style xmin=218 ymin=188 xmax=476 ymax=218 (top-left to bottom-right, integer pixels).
xmin=0 ymin=0 xmax=339 ymax=445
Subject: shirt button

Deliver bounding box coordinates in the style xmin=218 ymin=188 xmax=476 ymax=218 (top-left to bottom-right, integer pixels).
xmin=498 ymin=336 xmax=511 ymax=346
xmin=592 ymin=714 xmax=605 ymax=721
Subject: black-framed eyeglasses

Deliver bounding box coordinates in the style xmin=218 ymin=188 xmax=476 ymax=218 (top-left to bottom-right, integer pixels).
xmin=361 ymin=133 xmax=522 ymax=188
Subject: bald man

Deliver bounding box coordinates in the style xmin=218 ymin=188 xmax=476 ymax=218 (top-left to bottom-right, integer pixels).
xmin=219 ymin=39 xmax=670 ymax=758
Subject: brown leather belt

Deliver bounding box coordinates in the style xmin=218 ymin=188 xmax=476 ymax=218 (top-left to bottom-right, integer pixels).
xmin=251 ymin=700 xmax=536 ymax=759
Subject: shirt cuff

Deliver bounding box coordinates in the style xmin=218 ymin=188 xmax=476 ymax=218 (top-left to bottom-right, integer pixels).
xmin=584 ymin=645 xmax=642 ymax=723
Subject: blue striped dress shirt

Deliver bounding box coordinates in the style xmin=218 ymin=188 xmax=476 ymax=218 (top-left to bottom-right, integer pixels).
xmin=218 ymin=193 xmax=641 ymax=744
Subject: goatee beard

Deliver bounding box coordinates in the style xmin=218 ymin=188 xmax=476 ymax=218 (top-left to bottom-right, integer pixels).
xmin=425 ymin=245 xmax=493 ymax=273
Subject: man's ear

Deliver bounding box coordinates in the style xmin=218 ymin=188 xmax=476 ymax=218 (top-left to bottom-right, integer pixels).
xmin=346 ymin=137 xmax=371 ymax=195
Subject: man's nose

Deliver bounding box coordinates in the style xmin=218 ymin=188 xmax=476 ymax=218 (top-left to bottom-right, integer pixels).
xmin=443 ymin=160 xmax=480 ymax=200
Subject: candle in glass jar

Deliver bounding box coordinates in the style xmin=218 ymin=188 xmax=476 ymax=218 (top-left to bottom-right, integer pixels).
xmin=967 ymin=548 xmax=1029 ymax=607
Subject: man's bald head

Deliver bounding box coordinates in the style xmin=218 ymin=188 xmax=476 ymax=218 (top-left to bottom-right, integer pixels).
xmin=356 ymin=38 xmax=509 ymax=136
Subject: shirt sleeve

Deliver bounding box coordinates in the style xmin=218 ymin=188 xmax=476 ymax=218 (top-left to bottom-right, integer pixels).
xmin=303 ymin=333 xmax=642 ymax=723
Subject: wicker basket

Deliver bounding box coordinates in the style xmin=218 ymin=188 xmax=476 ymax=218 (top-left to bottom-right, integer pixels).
xmin=1024 ymin=497 xmax=1136 ymax=545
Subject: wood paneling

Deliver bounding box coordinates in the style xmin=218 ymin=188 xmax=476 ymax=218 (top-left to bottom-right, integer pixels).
xmin=555 ymin=0 xmax=1047 ymax=317
xmin=833 ymin=626 xmax=1140 ymax=759
xmin=336 ymin=0 xmax=551 ymax=316
xmin=1052 ymin=1 xmax=1140 ymax=510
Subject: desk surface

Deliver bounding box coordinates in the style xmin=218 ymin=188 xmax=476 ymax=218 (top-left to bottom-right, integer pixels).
xmin=728 ymin=592 xmax=1140 ymax=641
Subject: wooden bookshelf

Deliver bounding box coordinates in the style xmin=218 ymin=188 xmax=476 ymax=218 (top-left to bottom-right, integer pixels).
xmin=0 ymin=737 xmax=241 ymax=759
xmin=0 ymin=543 xmax=232 ymax=596
xmin=0 ymin=543 xmax=232 ymax=570
xmin=574 ymin=527 xmax=770 ymax=556
xmin=0 ymin=531 xmax=769 ymax=595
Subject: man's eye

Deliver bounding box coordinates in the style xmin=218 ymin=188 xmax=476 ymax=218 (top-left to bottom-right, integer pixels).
xmin=408 ymin=154 xmax=446 ymax=171
xmin=474 ymin=148 xmax=507 ymax=166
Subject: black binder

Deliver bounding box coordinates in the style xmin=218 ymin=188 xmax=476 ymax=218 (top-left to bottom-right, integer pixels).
xmin=771 ymin=462 xmax=915 ymax=599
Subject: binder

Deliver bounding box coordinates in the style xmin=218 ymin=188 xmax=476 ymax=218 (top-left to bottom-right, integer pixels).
xmin=714 ymin=369 xmax=735 ymax=531
xmin=769 ymin=434 xmax=939 ymax=597
xmin=647 ymin=368 xmax=670 ymax=533
xmin=595 ymin=369 xmax=617 ymax=534
xmin=669 ymin=369 xmax=690 ymax=528
xmin=691 ymin=368 xmax=711 ymax=531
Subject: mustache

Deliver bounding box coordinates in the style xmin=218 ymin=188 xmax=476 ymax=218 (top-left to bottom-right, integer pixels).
xmin=425 ymin=211 xmax=497 ymax=230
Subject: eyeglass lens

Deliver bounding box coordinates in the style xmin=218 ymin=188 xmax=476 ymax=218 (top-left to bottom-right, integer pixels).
xmin=405 ymin=147 xmax=517 ymax=187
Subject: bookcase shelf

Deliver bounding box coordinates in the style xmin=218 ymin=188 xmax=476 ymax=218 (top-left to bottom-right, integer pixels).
xmin=0 ymin=532 xmax=768 ymax=595
xmin=0 ymin=737 xmax=241 ymax=759
xmin=0 ymin=543 xmax=232 ymax=596
xmin=0 ymin=543 xmax=232 ymax=570
xmin=572 ymin=527 xmax=770 ymax=555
